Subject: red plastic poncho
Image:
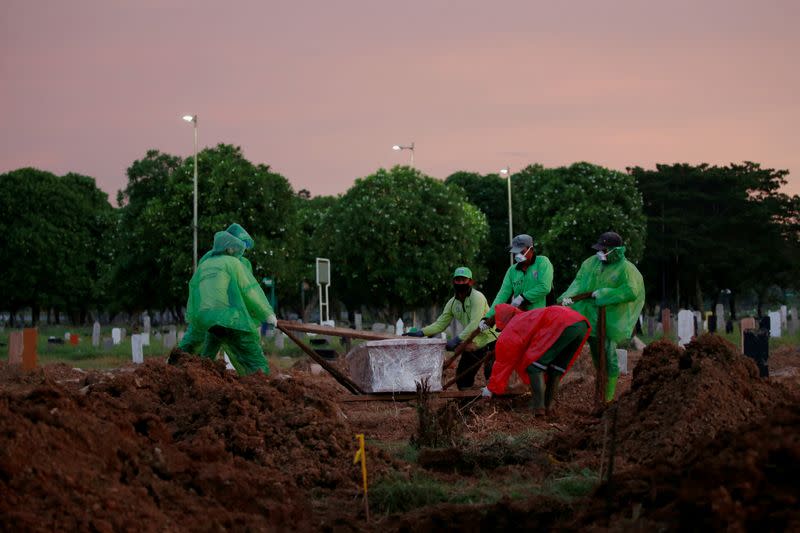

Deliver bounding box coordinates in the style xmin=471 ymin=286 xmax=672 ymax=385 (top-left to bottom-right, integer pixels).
xmin=487 ymin=304 xmax=591 ymax=395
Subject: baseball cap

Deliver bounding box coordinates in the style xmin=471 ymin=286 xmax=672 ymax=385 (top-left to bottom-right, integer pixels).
xmin=508 ymin=234 xmax=534 ymax=254
xmin=452 ymin=266 xmax=473 ymax=279
xmin=591 ymin=231 xmax=623 ymax=251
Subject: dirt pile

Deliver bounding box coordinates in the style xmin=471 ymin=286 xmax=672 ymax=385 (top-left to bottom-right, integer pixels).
xmin=0 ymin=355 xmax=385 ymax=531
xmin=557 ymin=334 xmax=794 ymax=465
xmin=576 ymin=402 xmax=800 ymax=531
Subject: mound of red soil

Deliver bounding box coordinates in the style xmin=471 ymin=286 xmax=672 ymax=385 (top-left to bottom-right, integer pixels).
xmin=557 ymin=335 xmax=794 ymax=465
xmin=575 ymin=402 xmax=800 ymax=531
xmin=0 ymin=356 xmax=385 ymax=531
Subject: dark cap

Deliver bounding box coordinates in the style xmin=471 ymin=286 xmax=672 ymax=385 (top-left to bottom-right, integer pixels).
xmin=509 ymin=234 xmax=534 ymax=254
xmin=591 ymin=231 xmax=623 ymax=251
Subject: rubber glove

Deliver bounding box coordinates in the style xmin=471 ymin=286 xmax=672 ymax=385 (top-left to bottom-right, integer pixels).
xmin=266 ymin=315 xmax=278 ymax=327
xmin=561 ymin=297 xmax=573 ymax=306
xmin=591 ymin=291 xmax=600 ymax=298
xmin=402 ymin=330 xmax=425 ymax=338
xmin=445 ymin=336 xmax=461 ymax=351
xmin=511 ymin=295 xmax=524 ymax=307
xmin=481 ymin=386 xmax=492 ymax=398
xmin=479 ymin=319 xmax=491 ymax=332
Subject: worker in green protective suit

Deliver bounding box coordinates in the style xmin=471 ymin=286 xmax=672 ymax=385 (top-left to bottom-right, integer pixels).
xmin=177 ymin=230 xmax=276 ymax=375
xmin=480 ymin=234 xmax=554 ymax=328
xmin=558 ymin=231 xmax=644 ymax=402
xmin=179 ymin=223 xmax=270 ymax=354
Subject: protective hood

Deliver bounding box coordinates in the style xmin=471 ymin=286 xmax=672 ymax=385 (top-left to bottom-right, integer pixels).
xmin=494 ymin=303 xmax=523 ymax=331
xmin=226 ymin=223 xmax=254 ymax=249
xmin=604 ymin=246 xmax=627 ymax=264
xmin=211 ymin=231 xmax=246 ymax=257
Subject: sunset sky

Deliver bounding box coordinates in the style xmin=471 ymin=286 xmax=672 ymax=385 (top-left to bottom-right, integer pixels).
xmin=2 ymin=0 xmax=799 ymax=201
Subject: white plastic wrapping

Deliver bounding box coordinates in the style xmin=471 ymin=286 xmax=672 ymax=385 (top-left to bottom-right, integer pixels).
xmin=346 ymin=338 xmax=446 ymax=393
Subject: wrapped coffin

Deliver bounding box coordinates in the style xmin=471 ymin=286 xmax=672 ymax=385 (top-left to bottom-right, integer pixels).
xmin=346 ymin=338 xmax=446 ymax=393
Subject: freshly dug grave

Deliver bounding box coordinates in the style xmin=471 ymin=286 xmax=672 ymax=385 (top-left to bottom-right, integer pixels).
xmin=556 ymin=334 xmax=795 ymax=466
xmin=0 ymin=355 xmax=389 ymax=531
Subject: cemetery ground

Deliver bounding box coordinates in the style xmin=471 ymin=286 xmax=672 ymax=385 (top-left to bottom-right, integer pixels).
xmin=1 ymin=329 xmax=799 ymax=530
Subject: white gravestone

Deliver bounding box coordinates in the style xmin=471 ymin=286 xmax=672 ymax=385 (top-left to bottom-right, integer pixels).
xmin=92 ymin=322 xmax=101 ymax=347
xmin=141 ymin=332 xmax=150 ymax=347
xmin=131 ymin=334 xmax=144 ymax=364
xmin=120 ymin=328 xmax=127 ymax=342
xmin=112 ymin=328 xmax=122 ymax=345
xmin=780 ymin=306 xmax=787 ymax=329
xmin=616 ymin=349 xmax=628 ymax=375
xmin=677 ymin=310 xmax=695 ymax=347
xmin=354 ymin=313 xmax=363 ymax=331
xmin=143 ymin=314 xmax=151 ymax=334
xmin=163 ymin=329 xmax=177 ymax=350
xmin=64 ymin=332 xmax=71 ymax=341
xmin=693 ymin=311 xmax=704 ymax=334
xmin=768 ymin=311 xmax=781 ymax=338
xmin=715 ymin=304 xmax=725 ymax=332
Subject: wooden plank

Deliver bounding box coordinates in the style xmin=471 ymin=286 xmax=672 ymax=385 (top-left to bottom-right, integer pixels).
xmin=337 ymin=388 xmax=527 ymax=402
xmin=277 ymin=320 xmax=397 ymax=341
xmin=277 ymin=324 xmax=366 ymax=395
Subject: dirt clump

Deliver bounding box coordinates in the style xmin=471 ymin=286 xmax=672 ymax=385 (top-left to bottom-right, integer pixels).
xmin=0 ymin=357 xmax=390 ymax=531
xmin=556 ymin=334 xmax=794 ymax=465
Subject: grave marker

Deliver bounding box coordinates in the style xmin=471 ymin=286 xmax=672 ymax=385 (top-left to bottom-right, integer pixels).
xmin=693 ymin=311 xmax=704 ymax=334
xmin=275 ymin=331 xmax=285 ymax=350
xmin=92 ymin=321 xmax=101 ymax=347
xmin=131 ymin=334 xmax=144 ymax=364
xmin=740 ymin=317 xmax=757 ymax=351
xmin=163 ymin=329 xmax=177 ymax=350
xmin=677 ymin=310 xmax=694 ymax=347
xmin=22 ymin=328 xmax=37 ymax=370
xmin=768 ymin=311 xmax=781 ymax=338
xmin=742 ymin=329 xmax=769 ymax=377
xmin=141 ymin=332 xmax=150 ymax=347
xmin=616 ymin=348 xmax=628 ymax=375
xmin=646 ymin=316 xmax=655 ymax=337
xmin=354 ymin=313 xmax=363 ymax=331
xmin=112 ymin=328 xmax=122 ymax=345
xmin=143 ymin=314 xmax=151 ymax=334
xmin=715 ymin=304 xmax=725 ymax=333
xmin=9 ymin=331 xmax=23 ymax=365
xmin=661 ymin=309 xmax=671 ymax=335
xmin=780 ymin=305 xmax=787 ymax=329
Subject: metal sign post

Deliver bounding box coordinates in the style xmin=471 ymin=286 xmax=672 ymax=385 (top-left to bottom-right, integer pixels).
xmin=316 ymin=258 xmax=331 ymax=325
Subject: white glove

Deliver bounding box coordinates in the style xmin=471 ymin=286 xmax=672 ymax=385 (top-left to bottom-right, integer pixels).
xmin=591 ymin=291 xmax=599 ymax=299
xmin=481 ymin=386 xmax=492 ymax=398
xmin=479 ymin=319 xmax=490 ymax=332
xmin=267 ymin=315 xmax=278 ymax=327
xmin=561 ymin=297 xmax=573 ymax=306
xmin=511 ymin=295 xmax=524 ymax=307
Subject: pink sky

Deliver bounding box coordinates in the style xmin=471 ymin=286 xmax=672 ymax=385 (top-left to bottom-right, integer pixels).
xmin=2 ymin=0 xmax=799 ymax=201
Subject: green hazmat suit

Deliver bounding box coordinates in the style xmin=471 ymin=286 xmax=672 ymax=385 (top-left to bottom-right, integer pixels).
xmin=485 ymin=255 xmax=554 ymax=318
xmin=422 ymin=288 xmax=498 ymax=349
xmin=558 ymin=246 xmax=644 ymax=400
xmin=179 ymin=231 xmax=274 ymax=375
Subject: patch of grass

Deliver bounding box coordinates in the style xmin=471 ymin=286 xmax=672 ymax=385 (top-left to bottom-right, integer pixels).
xmin=369 ymin=440 xmax=420 ymax=463
xmin=370 ymin=466 xmax=598 ymax=515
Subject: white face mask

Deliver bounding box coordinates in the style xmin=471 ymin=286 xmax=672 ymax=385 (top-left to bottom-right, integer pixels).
xmin=514 ymin=247 xmax=531 ymax=263
xmin=596 ymin=250 xmax=609 ymax=262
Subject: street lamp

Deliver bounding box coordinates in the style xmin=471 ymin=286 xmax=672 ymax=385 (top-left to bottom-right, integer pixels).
xmin=182 ymin=114 xmax=198 ymax=271
xmin=392 ymin=142 xmax=415 ymax=167
xmin=500 ymin=166 xmax=513 ymax=265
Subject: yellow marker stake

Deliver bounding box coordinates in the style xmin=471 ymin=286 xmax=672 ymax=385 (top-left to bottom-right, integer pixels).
xmin=353 ymin=433 xmax=369 ymax=521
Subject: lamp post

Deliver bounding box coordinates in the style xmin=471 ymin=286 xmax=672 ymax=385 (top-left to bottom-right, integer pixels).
xmin=182 ymin=114 xmax=198 ymax=271
xmin=392 ymin=142 xmax=415 ymax=167
xmin=500 ymin=166 xmax=513 ymax=265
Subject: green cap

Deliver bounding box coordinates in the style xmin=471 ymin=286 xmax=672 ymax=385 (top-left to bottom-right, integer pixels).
xmin=452 ymin=266 xmax=473 ymax=279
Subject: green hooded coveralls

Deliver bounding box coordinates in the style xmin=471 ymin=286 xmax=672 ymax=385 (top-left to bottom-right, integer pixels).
xmin=179 ymin=230 xmax=274 ymax=375
xmin=486 ymin=255 xmax=554 ymax=319
xmin=558 ymin=247 xmax=644 ymax=400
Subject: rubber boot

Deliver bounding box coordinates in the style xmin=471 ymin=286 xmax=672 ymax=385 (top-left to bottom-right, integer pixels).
xmin=544 ymin=371 xmax=561 ymax=410
xmin=605 ymin=375 xmax=619 ymax=403
xmin=527 ymin=367 xmax=546 ymax=416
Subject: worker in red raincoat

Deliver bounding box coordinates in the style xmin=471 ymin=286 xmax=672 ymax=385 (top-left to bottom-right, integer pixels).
xmin=481 ymin=303 xmax=590 ymax=416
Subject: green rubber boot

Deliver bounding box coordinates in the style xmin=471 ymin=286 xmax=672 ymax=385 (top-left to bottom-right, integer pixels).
xmin=544 ymin=371 xmax=561 ymax=408
xmin=526 ymin=366 xmax=546 ymax=413
xmin=605 ymin=375 xmax=619 ymax=402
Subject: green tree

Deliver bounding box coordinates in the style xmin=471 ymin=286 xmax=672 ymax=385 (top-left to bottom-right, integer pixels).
xmin=325 ymin=166 xmax=488 ymax=313
xmin=631 ymin=162 xmax=800 ymax=315
xmin=444 ymin=171 xmax=510 ymax=298
xmin=513 ymin=162 xmax=646 ymax=296
xmin=0 ymin=168 xmax=113 ymax=324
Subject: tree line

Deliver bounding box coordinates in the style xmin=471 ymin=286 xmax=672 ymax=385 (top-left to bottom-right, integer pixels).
xmin=1 ymin=144 xmax=798 ymax=325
